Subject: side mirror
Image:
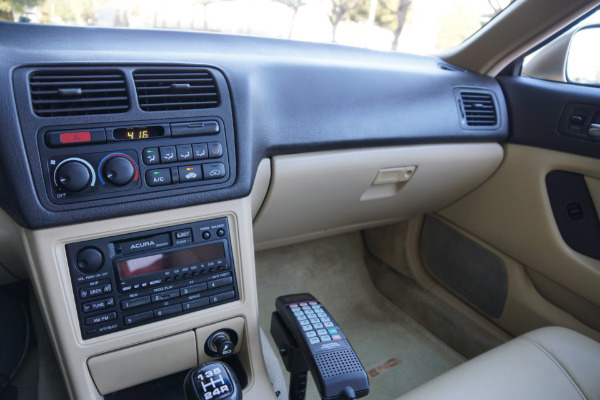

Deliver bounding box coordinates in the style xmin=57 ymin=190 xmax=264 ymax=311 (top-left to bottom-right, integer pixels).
xmin=566 ymin=25 xmax=600 ymax=85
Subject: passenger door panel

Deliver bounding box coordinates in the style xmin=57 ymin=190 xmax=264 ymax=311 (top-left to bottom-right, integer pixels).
xmin=437 ymin=76 xmax=600 ymax=335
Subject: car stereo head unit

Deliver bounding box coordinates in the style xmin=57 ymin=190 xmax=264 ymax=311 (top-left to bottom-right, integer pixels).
xmin=65 ymin=217 xmax=239 ymax=339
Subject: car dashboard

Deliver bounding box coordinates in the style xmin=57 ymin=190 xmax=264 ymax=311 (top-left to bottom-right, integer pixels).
xmin=0 ymin=21 xmax=508 ymax=399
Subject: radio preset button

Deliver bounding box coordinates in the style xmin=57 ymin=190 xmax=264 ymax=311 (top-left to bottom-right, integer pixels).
xmin=182 ymin=297 xmax=210 ymax=311
xmin=142 ymin=148 xmax=160 ymax=165
xmin=180 ymin=283 xmax=207 ymax=296
xmin=146 ymin=169 xmax=172 ymax=187
xmin=176 ymin=144 xmax=193 ymax=162
xmin=121 ymin=296 xmax=151 ymax=310
xmin=154 ymin=304 xmax=182 ymax=318
xmin=208 ymin=277 xmax=233 ymax=290
xmin=151 ymin=289 xmax=180 ymax=302
xmin=159 ymin=146 xmax=176 ymax=163
xmin=210 ymin=291 xmax=235 ymax=304
xmin=124 ymin=311 xmax=154 ymax=326
xmin=208 ymin=142 xmax=223 ymax=158
xmin=85 ymin=312 xmax=117 ymax=326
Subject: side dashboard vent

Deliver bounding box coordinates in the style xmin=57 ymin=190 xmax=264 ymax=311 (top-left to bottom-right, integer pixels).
xmin=457 ymin=90 xmax=498 ymax=127
xmin=29 ymin=70 xmax=129 ymax=117
xmin=133 ymin=69 xmax=220 ymax=111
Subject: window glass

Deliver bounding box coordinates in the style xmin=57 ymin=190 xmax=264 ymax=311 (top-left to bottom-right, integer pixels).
xmin=1 ymin=0 xmax=513 ymax=55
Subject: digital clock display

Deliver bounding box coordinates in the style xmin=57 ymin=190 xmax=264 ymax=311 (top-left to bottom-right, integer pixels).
xmin=113 ymin=126 xmax=165 ymax=140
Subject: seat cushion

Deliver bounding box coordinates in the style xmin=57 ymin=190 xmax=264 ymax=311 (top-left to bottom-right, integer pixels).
xmin=398 ymin=327 xmax=600 ymax=400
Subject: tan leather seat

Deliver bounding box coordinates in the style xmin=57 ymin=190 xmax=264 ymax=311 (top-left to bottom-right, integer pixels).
xmin=399 ymin=327 xmax=600 ymax=400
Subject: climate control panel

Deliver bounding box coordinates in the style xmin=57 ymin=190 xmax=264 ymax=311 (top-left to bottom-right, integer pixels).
xmin=39 ymin=118 xmax=232 ymax=204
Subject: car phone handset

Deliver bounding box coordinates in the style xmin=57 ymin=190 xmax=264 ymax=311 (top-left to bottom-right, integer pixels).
xmin=271 ymin=293 xmax=370 ymax=400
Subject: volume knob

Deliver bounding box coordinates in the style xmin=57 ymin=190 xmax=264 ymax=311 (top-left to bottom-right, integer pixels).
xmin=54 ymin=158 xmax=94 ymax=192
xmin=75 ymin=247 xmax=104 ymax=274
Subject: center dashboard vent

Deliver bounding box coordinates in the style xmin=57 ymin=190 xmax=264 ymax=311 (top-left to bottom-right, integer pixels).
xmin=456 ymin=90 xmax=498 ymax=128
xmin=29 ymin=70 xmax=129 ymax=117
xmin=133 ymin=69 xmax=220 ymax=111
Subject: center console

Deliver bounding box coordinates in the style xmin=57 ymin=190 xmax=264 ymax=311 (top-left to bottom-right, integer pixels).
xmin=22 ymin=198 xmax=276 ymax=400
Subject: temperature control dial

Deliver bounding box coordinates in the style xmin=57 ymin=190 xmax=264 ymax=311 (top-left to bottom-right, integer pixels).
xmin=54 ymin=158 xmax=95 ymax=192
xmin=98 ymin=153 xmax=139 ymax=187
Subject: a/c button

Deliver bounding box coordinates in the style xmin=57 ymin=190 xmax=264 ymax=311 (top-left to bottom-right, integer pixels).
xmin=146 ymin=169 xmax=172 ymax=187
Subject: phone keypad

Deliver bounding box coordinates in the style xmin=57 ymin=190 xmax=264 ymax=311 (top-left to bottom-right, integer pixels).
xmin=288 ymin=301 xmax=344 ymax=344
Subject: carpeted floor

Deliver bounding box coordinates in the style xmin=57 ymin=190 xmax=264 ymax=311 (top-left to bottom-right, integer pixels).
xmin=255 ymin=232 xmax=464 ymax=400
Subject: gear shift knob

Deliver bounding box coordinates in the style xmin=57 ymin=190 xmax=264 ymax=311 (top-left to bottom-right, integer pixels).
xmin=184 ymin=361 xmax=242 ymax=400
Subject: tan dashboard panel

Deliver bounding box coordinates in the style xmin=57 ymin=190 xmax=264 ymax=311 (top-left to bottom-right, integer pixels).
xmin=250 ymin=159 xmax=272 ymax=220
xmin=88 ymin=331 xmax=197 ymax=394
xmin=439 ymin=143 xmax=600 ymax=310
xmin=21 ymin=198 xmax=276 ymax=400
xmin=253 ymin=144 xmax=504 ymax=250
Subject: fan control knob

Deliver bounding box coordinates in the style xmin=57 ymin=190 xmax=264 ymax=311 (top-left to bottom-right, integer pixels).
xmin=54 ymin=158 xmax=94 ymax=192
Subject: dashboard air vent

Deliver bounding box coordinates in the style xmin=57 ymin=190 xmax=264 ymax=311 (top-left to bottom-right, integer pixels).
xmin=458 ymin=91 xmax=498 ymax=127
xmin=29 ymin=70 xmax=129 ymax=117
xmin=133 ymin=69 xmax=220 ymax=111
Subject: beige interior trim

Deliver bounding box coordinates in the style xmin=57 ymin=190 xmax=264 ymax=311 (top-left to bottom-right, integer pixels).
xmin=21 ymin=197 xmax=276 ymax=400
xmin=253 ymin=144 xmax=503 ymax=250
xmin=584 ymin=175 xmax=600 ymax=217
xmin=442 ymin=0 xmax=600 ymax=76
xmin=250 ymin=159 xmax=272 ymax=220
xmin=88 ymin=331 xmax=197 ymax=394
xmin=439 ymin=143 xmax=600 ymax=309
xmin=433 ymin=215 xmax=600 ymax=342
xmin=404 ymin=215 xmax=513 ymax=345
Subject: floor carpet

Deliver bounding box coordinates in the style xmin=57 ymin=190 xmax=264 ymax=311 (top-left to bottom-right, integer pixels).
xmin=255 ymin=232 xmax=464 ymax=400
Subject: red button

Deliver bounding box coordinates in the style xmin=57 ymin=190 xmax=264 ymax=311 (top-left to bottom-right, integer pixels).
xmin=60 ymin=131 xmax=92 ymax=144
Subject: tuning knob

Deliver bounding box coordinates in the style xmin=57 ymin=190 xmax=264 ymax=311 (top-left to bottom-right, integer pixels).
xmin=100 ymin=154 xmax=138 ymax=186
xmin=54 ymin=158 xmax=95 ymax=192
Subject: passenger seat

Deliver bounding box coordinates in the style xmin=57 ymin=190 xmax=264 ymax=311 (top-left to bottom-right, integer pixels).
xmin=399 ymin=327 xmax=600 ymax=400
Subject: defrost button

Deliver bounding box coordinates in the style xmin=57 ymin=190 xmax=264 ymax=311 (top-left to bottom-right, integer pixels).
xmin=208 ymin=142 xmax=223 ymax=158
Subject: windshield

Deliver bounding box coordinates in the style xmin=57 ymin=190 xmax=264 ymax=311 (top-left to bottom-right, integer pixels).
xmin=1 ymin=0 xmax=514 ymax=55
